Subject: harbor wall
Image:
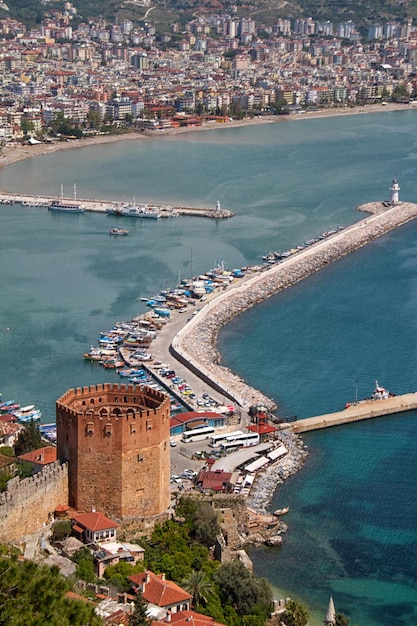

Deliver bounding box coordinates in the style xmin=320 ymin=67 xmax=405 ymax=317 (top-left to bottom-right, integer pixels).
xmin=290 ymin=392 xmax=417 ymax=433
xmin=0 ymin=461 xmax=68 ymax=543
xmin=172 ymin=202 xmax=417 ymax=413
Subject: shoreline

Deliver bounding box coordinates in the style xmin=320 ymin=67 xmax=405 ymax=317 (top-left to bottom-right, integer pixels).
xmin=0 ymin=102 xmax=413 ymax=180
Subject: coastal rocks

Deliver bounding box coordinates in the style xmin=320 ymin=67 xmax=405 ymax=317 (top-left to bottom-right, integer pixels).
xmin=266 ymin=535 xmax=283 ymax=547
xmin=247 ymin=430 xmax=308 ymax=514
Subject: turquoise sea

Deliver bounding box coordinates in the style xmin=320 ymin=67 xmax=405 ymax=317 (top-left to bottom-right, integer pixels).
xmin=2 ymin=110 xmax=417 ymax=625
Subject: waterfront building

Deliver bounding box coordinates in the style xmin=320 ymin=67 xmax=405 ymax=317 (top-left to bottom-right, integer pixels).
xmin=56 ymin=383 xmax=171 ymax=521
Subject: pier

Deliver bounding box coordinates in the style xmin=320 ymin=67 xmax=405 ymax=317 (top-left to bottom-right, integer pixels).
xmin=289 ymin=392 xmax=417 ymax=433
xmin=0 ymin=192 xmax=234 ymax=219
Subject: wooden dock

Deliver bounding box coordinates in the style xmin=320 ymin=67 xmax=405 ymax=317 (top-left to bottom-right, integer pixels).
xmin=289 ymin=392 xmax=417 ymax=433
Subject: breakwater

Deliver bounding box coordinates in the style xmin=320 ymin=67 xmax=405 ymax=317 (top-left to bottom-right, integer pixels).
xmin=0 ymin=192 xmax=234 ymax=219
xmin=172 ymin=201 xmax=417 ymax=413
xmin=290 ymin=392 xmax=417 ymax=433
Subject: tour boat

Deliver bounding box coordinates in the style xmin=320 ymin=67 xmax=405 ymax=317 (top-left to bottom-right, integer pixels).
xmin=49 ymin=200 xmax=84 ymax=213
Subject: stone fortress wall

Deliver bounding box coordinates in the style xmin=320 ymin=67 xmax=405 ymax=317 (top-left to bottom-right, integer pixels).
xmin=0 ymin=461 xmax=68 ymax=543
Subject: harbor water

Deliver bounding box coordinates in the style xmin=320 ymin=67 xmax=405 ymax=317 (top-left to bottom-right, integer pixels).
xmin=2 ymin=110 xmax=417 ymax=625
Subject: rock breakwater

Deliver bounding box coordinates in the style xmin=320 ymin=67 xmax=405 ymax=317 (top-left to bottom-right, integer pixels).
xmin=172 ymin=201 xmax=417 ymax=412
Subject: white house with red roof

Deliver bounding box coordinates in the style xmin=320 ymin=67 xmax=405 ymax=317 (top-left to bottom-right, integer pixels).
xmin=129 ymin=571 xmax=192 ymax=613
xmin=71 ymin=511 xmax=119 ymax=544
xmin=153 ymin=609 xmax=225 ymax=626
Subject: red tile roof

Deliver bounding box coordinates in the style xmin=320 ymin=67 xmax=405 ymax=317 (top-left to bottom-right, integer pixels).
xmin=18 ymin=445 xmax=57 ymax=465
xmin=153 ymin=610 xmax=224 ymax=626
xmin=129 ymin=571 xmax=192 ymax=608
xmin=197 ymin=470 xmax=232 ymax=492
xmin=170 ymin=412 xmax=225 ymax=427
xmin=72 ymin=511 xmax=119 ymax=532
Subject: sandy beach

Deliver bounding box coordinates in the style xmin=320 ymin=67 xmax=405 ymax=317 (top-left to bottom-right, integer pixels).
xmin=0 ymin=102 xmax=412 ymax=177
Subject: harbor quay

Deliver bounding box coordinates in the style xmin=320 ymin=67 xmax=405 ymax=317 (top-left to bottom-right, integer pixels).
xmin=0 ymin=191 xmax=234 ymax=219
xmin=170 ymin=199 xmax=417 ymax=417
xmin=290 ymin=392 xmax=417 ymax=434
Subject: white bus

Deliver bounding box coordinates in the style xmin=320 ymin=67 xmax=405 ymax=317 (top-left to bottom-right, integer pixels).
xmin=209 ymin=430 xmax=243 ymax=448
xmin=181 ymin=426 xmax=215 ymax=443
xmin=220 ymin=432 xmax=260 ymax=451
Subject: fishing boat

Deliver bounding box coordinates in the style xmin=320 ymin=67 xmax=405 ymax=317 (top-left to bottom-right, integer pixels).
xmin=273 ymin=507 xmax=289 ymax=516
xmin=14 ymin=408 xmax=42 ymax=422
xmin=39 ymin=423 xmax=57 ymax=443
xmin=109 ymin=228 xmax=129 ymax=236
xmin=371 ymin=380 xmax=395 ymax=400
xmin=100 ymin=358 xmax=125 ymax=369
xmin=118 ymin=368 xmax=145 ymax=377
xmin=345 ymin=380 xmax=395 ymax=409
xmin=84 ymin=347 xmax=117 ymax=361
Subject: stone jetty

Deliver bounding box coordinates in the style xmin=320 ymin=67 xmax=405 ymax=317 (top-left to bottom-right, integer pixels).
xmin=0 ymin=192 xmax=234 ymax=219
xmin=171 ymin=200 xmax=417 ymax=413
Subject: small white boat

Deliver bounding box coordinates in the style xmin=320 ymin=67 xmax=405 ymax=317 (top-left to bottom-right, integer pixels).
xmin=109 ymin=228 xmax=129 ymax=236
xmin=19 ymin=404 xmax=35 ymax=414
xmin=273 ymin=507 xmax=289 ymax=516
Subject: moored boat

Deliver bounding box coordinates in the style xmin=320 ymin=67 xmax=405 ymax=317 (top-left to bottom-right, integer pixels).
xmin=345 ymin=380 xmax=395 ymax=409
xmin=49 ymin=200 xmax=84 ymax=213
xmin=273 ymin=507 xmax=289 ymax=516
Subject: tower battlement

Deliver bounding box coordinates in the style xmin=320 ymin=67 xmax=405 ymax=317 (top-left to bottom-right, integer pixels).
xmin=57 ymin=383 xmax=170 ymax=521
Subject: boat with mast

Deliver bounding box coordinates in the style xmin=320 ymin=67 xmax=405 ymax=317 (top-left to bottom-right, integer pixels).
xmin=49 ymin=184 xmax=85 ymax=212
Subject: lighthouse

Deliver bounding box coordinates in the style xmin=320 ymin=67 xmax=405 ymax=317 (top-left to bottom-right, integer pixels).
xmin=389 ymin=178 xmax=400 ymax=204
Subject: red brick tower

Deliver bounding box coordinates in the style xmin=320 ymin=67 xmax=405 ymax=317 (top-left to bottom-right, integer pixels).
xmin=56 ymin=383 xmax=171 ymax=521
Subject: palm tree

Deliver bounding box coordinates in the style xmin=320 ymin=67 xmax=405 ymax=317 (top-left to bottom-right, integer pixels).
xmin=182 ymin=569 xmax=213 ymax=608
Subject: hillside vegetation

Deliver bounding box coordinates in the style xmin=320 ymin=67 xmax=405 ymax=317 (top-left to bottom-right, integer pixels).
xmin=4 ymin=0 xmax=417 ymax=32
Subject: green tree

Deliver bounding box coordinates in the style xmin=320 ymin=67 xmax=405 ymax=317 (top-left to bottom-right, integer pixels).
xmin=391 ymin=84 xmax=409 ymax=103
xmin=335 ymin=613 xmax=350 ymax=626
xmin=21 ymin=118 xmax=35 ymax=136
xmin=214 ymin=560 xmax=272 ymax=619
xmin=51 ymin=520 xmax=72 ymax=542
xmin=0 ymin=553 xmax=102 ymax=624
xmin=0 ymin=446 xmax=14 ymax=457
xmin=14 ymin=420 xmax=44 ymax=456
xmin=176 ymin=498 xmax=220 ymax=548
xmin=282 ymin=599 xmax=309 ymax=626
xmin=16 ymin=460 xmax=34 ymax=479
xmin=182 ymin=569 xmax=213 ymax=608
xmin=103 ymin=560 xmax=144 ymax=592
xmin=129 ymin=593 xmax=152 ymax=626
xmin=0 ymin=472 xmax=14 ymax=492
xmin=72 ymin=547 xmax=96 ymax=584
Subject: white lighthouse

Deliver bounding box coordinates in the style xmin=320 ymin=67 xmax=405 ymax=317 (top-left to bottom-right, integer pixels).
xmin=389 ymin=178 xmax=400 ymax=204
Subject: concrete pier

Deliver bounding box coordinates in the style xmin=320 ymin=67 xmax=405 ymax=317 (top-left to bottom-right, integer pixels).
xmin=0 ymin=192 xmax=234 ymax=219
xmin=289 ymin=392 xmax=417 ymax=433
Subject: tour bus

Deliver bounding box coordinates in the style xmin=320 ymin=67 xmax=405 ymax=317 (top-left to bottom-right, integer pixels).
xmin=209 ymin=430 xmax=243 ymax=448
xmin=219 ymin=432 xmax=260 ymax=451
xmin=181 ymin=426 xmax=215 ymax=443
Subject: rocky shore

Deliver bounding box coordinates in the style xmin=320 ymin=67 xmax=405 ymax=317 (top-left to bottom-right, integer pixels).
xmin=172 ymin=201 xmax=417 ymax=413
xmin=246 ymin=429 xmax=309 ymax=515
